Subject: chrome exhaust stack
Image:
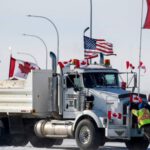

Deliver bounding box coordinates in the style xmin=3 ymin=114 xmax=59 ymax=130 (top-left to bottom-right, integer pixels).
xmin=50 ymin=52 xmax=59 ymax=118
xmin=50 ymin=52 xmax=57 ymax=74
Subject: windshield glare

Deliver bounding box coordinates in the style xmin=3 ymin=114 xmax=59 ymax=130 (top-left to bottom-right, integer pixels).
xmin=83 ymin=72 xmax=119 ymax=88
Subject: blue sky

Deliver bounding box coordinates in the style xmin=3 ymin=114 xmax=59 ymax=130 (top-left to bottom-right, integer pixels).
xmin=0 ymin=0 xmax=150 ymax=95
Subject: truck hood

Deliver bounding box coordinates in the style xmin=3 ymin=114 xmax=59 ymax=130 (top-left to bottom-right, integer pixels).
xmin=88 ymin=87 xmax=130 ymax=113
xmin=89 ymin=87 xmax=129 ymax=98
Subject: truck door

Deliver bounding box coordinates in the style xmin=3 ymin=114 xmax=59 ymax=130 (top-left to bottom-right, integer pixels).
xmin=63 ymin=74 xmax=81 ymax=118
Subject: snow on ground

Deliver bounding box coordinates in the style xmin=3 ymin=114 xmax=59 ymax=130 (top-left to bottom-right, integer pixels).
xmin=0 ymin=139 xmax=150 ymax=150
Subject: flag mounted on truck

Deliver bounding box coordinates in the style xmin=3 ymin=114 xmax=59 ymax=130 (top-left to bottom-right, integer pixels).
xmin=9 ymin=56 xmax=40 ymax=79
xmin=84 ymin=36 xmax=114 ymax=59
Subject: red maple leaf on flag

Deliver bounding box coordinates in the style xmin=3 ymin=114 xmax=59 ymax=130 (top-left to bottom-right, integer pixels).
xmin=138 ymin=61 xmax=146 ymax=73
xmin=81 ymin=61 xmax=87 ymax=65
xmin=58 ymin=60 xmax=72 ymax=69
xmin=19 ymin=62 xmax=34 ymax=74
xmin=126 ymin=61 xmax=135 ymax=70
xmin=108 ymin=111 xmax=122 ymax=120
xmin=9 ymin=56 xmax=40 ymax=79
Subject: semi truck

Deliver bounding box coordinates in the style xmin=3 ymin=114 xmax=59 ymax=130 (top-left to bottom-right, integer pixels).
xmin=0 ymin=53 xmax=149 ymax=150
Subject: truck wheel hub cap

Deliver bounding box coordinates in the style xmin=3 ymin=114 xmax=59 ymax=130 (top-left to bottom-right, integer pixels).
xmin=79 ymin=126 xmax=91 ymax=144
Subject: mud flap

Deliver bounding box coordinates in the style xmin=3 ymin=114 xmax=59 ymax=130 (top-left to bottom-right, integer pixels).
xmin=106 ymin=126 xmax=130 ymax=139
xmin=8 ymin=116 xmax=24 ymax=134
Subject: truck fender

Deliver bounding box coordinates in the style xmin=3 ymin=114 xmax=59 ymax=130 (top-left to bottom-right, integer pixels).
xmin=73 ymin=110 xmax=103 ymax=131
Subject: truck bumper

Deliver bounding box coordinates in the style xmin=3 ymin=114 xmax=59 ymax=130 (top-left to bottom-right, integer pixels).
xmin=106 ymin=126 xmax=144 ymax=140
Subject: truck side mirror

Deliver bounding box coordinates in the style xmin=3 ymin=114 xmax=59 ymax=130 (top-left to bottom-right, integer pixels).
xmin=74 ymin=77 xmax=82 ymax=91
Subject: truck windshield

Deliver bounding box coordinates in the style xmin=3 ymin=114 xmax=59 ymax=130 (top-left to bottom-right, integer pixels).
xmin=83 ymin=72 xmax=119 ymax=88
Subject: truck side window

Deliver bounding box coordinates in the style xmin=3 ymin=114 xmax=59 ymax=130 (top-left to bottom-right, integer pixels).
xmin=105 ymin=74 xmax=118 ymax=86
xmin=66 ymin=75 xmax=75 ymax=88
xmin=83 ymin=74 xmax=96 ymax=88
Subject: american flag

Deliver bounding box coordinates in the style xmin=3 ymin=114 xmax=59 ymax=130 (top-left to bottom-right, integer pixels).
xmin=84 ymin=36 xmax=114 ymax=58
xmin=84 ymin=52 xmax=98 ymax=59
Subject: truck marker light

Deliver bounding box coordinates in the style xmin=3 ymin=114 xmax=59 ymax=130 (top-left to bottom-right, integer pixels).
xmin=104 ymin=59 xmax=110 ymax=66
xmin=108 ymin=111 xmax=112 ymax=120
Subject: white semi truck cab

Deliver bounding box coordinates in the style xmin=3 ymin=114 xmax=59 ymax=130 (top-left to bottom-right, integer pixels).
xmin=0 ymin=54 xmax=149 ymax=150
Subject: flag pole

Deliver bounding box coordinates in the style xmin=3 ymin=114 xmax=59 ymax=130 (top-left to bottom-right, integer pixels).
xmin=83 ymin=27 xmax=90 ymax=60
xmin=90 ymin=0 xmax=93 ymax=38
xmin=84 ymin=27 xmax=90 ymax=36
xmin=90 ymin=0 xmax=93 ymax=64
xmin=138 ymin=0 xmax=144 ymax=96
xmin=90 ymin=0 xmax=103 ymax=64
xmin=89 ymin=0 xmax=104 ymax=64
xmin=8 ymin=46 xmax=12 ymax=79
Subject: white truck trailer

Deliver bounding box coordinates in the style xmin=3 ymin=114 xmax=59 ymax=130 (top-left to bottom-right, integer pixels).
xmin=0 ymin=54 xmax=149 ymax=150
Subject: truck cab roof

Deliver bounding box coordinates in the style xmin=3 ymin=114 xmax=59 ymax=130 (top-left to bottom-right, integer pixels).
xmin=67 ymin=64 xmax=119 ymax=74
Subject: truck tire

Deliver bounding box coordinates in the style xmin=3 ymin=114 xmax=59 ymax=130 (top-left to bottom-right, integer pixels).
xmin=9 ymin=134 xmax=28 ymax=146
xmin=29 ymin=133 xmax=56 ymax=148
xmin=125 ymin=137 xmax=149 ymax=150
xmin=143 ymin=125 xmax=150 ymax=142
xmin=98 ymin=128 xmax=105 ymax=146
xmin=75 ymin=119 xmax=102 ymax=150
xmin=0 ymin=136 xmax=10 ymax=146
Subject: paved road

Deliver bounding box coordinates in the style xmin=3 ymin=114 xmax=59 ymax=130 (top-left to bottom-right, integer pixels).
xmin=0 ymin=139 xmax=149 ymax=150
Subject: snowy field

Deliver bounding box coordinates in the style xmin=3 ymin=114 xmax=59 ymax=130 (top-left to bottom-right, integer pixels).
xmin=0 ymin=139 xmax=150 ymax=150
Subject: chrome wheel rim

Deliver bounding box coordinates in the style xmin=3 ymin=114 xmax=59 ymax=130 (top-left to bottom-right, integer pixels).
xmin=79 ymin=126 xmax=91 ymax=144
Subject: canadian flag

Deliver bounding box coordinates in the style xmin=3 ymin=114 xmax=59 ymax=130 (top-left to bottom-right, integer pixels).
xmin=138 ymin=61 xmax=146 ymax=73
xmin=72 ymin=59 xmax=89 ymax=68
xmin=9 ymin=57 xmax=40 ymax=79
xmin=108 ymin=111 xmax=122 ymax=120
xmin=58 ymin=59 xmax=72 ymax=69
xmin=144 ymin=0 xmax=150 ymax=29
xmin=130 ymin=95 xmax=143 ymax=103
xmin=58 ymin=59 xmax=89 ymax=69
xmin=126 ymin=61 xmax=135 ymax=70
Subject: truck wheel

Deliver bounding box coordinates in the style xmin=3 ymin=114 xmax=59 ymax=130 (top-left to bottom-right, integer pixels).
xmin=98 ymin=128 xmax=105 ymax=146
xmin=125 ymin=137 xmax=149 ymax=150
xmin=143 ymin=125 xmax=150 ymax=141
xmin=75 ymin=119 xmax=101 ymax=150
xmin=9 ymin=134 xmax=28 ymax=146
xmin=29 ymin=133 xmax=56 ymax=148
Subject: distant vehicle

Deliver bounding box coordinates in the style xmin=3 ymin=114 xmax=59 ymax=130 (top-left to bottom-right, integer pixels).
xmin=0 ymin=54 xmax=149 ymax=150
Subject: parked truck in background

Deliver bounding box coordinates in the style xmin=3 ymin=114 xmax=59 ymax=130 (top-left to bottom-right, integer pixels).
xmin=0 ymin=53 xmax=149 ymax=150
